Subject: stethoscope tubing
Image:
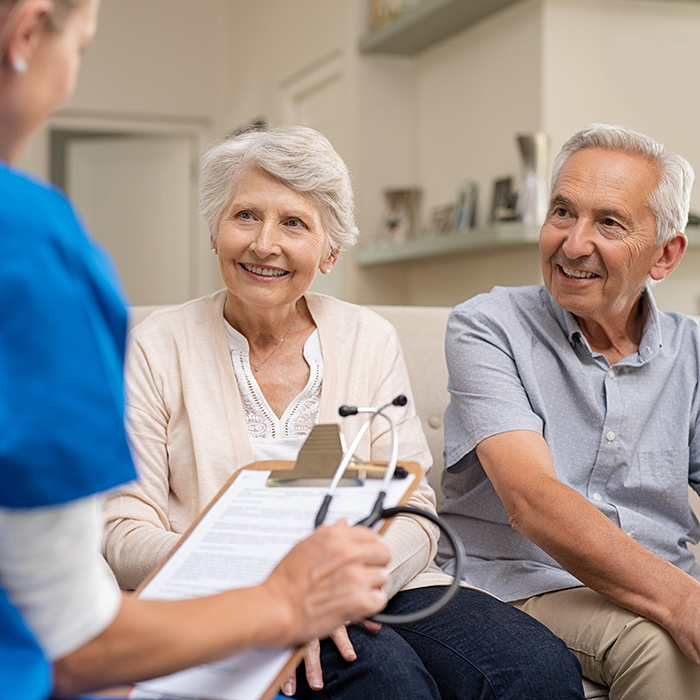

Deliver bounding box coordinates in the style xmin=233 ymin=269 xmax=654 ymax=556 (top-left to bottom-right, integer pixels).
xmin=315 ymin=396 xmax=467 ymax=625
xmin=362 ymin=505 xmax=466 ymax=625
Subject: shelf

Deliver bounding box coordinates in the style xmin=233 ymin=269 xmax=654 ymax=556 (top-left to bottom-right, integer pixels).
xmin=355 ymin=223 xmax=700 ymax=267
xmin=359 ymin=0 xmax=520 ymax=55
xmin=355 ymin=222 xmax=541 ymax=266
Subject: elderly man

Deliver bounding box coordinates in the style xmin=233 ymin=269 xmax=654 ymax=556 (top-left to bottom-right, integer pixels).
xmin=439 ymin=123 xmax=700 ymax=699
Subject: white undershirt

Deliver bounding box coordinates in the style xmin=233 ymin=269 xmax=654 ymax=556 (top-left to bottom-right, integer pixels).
xmin=225 ymin=322 xmax=323 ymax=462
xmin=0 ymin=496 xmax=122 ymax=660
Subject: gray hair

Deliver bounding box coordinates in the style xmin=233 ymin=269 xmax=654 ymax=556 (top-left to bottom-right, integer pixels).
xmin=551 ymin=123 xmax=695 ymax=245
xmin=199 ymin=125 xmax=359 ymax=252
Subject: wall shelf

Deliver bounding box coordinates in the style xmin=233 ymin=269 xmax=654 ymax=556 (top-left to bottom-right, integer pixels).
xmin=359 ymin=0 xmax=520 ymax=55
xmin=355 ymin=222 xmax=541 ymax=266
xmin=356 ymin=223 xmax=700 ymax=268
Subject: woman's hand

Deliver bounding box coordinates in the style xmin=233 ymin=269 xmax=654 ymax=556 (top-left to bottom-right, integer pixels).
xmin=262 ymin=520 xmax=390 ymax=648
xmin=281 ymin=620 xmax=384 ymax=696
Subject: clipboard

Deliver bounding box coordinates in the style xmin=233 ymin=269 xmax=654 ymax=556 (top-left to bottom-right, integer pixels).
xmin=133 ymin=433 xmax=422 ymax=700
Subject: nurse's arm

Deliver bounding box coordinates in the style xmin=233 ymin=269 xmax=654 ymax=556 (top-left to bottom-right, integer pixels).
xmin=53 ymin=521 xmax=389 ymax=696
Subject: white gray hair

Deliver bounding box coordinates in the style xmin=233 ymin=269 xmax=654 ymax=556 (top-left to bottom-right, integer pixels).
xmin=551 ymin=123 xmax=695 ymax=245
xmin=199 ymin=125 xmax=358 ymax=252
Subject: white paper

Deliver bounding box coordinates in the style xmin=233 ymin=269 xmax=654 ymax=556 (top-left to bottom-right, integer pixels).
xmin=136 ymin=469 xmax=415 ymax=700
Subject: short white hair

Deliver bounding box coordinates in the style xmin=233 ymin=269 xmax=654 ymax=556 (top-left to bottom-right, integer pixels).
xmin=199 ymin=125 xmax=359 ymax=252
xmin=551 ymin=124 xmax=695 ymax=245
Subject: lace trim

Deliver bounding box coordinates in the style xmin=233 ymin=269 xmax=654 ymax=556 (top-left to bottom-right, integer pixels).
xmin=225 ymin=321 xmax=322 ymax=440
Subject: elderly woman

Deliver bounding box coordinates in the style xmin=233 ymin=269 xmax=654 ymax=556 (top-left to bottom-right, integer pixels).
xmin=0 ymin=5 xmax=392 ymax=699
xmin=103 ymin=126 xmax=585 ymax=700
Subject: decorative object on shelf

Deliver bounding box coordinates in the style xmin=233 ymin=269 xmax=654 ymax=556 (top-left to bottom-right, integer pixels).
xmin=515 ymin=132 xmax=549 ymax=225
xmin=491 ymin=176 xmax=518 ymax=222
xmin=454 ymin=180 xmax=478 ymax=232
xmin=429 ymin=203 xmax=456 ymax=236
xmin=381 ymin=187 xmax=422 ymax=244
xmin=370 ymin=0 xmax=427 ymax=29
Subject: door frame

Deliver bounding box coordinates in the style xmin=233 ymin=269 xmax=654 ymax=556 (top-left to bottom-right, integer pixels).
xmin=44 ymin=109 xmax=216 ymax=299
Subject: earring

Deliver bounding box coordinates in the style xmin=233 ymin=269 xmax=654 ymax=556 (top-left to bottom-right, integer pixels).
xmin=211 ymin=247 xmax=217 ymax=254
xmin=12 ymin=57 xmax=27 ymax=75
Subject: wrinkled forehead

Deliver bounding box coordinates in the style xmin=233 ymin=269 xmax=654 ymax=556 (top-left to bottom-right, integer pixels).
xmin=552 ymin=147 xmax=660 ymax=212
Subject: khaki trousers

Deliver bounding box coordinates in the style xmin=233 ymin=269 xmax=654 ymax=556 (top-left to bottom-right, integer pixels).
xmin=511 ymin=587 xmax=700 ymax=700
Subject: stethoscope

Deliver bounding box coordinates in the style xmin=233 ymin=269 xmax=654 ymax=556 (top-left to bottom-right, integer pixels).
xmin=314 ymin=395 xmax=466 ymax=625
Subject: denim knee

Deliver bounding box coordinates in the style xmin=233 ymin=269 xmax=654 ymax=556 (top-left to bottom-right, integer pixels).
xmin=294 ymin=622 xmax=440 ymax=700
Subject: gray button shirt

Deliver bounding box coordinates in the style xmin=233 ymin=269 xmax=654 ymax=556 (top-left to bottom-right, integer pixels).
xmin=439 ymin=285 xmax=700 ymax=601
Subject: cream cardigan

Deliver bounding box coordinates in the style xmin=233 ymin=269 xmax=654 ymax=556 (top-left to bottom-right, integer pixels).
xmin=103 ymin=290 xmax=452 ymax=593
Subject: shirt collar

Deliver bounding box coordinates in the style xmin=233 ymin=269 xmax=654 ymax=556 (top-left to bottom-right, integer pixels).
xmin=544 ymin=285 xmax=662 ymax=364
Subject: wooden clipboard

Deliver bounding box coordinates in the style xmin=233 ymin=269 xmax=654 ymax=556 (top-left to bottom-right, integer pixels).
xmin=134 ymin=458 xmax=422 ymax=700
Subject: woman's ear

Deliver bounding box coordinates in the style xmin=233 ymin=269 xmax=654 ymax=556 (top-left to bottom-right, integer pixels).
xmin=320 ymin=249 xmax=339 ymax=275
xmin=3 ymin=0 xmax=52 ymax=74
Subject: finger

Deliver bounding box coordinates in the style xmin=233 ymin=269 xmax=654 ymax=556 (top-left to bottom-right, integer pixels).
xmin=330 ymin=625 xmax=356 ymax=661
xmin=281 ymin=671 xmax=296 ymax=697
xmin=303 ymin=638 xmax=324 ymax=691
xmin=359 ymin=618 xmax=382 ymax=632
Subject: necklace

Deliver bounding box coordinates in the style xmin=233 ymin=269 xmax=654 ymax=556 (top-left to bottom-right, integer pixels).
xmin=252 ymin=304 xmax=298 ymax=372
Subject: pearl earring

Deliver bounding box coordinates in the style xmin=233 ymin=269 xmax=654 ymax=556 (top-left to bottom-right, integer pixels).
xmin=12 ymin=57 xmax=27 ymax=75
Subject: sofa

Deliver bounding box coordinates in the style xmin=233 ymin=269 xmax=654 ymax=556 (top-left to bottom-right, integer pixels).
xmin=130 ymin=302 xmax=700 ymax=700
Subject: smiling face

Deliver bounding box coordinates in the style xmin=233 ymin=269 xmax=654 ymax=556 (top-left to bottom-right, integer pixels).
xmin=539 ymin=147 xmax=669 ymax=328
xmin=214 ymin=167 xmax=337 ymax=316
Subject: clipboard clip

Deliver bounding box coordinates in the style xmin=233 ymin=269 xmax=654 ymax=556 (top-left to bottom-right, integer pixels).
xmin=266 ymin=424 xmax=404 ymax=487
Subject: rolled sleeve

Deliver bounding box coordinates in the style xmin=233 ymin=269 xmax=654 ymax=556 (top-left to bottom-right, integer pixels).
xmin=444 ymin=295 xmax=543 ymax=471
xmin=0 ymin=498 xmax=122 ymax=660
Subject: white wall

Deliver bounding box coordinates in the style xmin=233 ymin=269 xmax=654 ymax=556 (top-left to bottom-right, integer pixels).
xmin=19 ymin=0 xmax=700 ymax=310
xmin=541 ymin=0 xmax=700 ymax=314
xmin=357 ymin=0 xmax=700 ymax=308
xmin=72 ymin=0 xmax=232 ymax=121
xmin=542 ymin=0 xmax=700 ymax=213
xmin=357 ymin=0 xmax=545 ymax=306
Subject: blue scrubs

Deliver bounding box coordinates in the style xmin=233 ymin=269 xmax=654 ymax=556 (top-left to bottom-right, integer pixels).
xmin=0 ymin=164 xmax=137 ymax=699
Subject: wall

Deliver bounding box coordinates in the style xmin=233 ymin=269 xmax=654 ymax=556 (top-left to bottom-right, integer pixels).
xmin=357 ymin=0 xmax=700 ymax=310
xmin=18 ymin=0 xmax=700 ymax=312
xmin=541 ymin=0 xmax=700 ymax=315
xmin=355 ymin=0 xmax=545 ymax=306
xmin=19 ymin=0 xmax=236 ymax=299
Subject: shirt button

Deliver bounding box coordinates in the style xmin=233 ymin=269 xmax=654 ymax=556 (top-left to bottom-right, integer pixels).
xmin=608 ymin=369 xmax=615 ymax=379
xmin=606 ymin=431 xmax=616 ymax=442
xmin=593 ymin=493 xmax=602 ymax=502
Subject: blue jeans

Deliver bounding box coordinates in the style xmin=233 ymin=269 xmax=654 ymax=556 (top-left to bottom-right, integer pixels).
xmin=294 ymin=586 xmax=585 ymax=699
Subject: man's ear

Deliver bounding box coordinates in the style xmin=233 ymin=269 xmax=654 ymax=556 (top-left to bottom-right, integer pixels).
xmin=649 ymin=232 xmax=688 ymax=281
xmin=3 ymin=0 xmax=52 ymax=73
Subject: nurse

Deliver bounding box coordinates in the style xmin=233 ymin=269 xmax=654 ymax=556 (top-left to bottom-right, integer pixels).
xmin=0 ymin=1 xmax=390 ymax=698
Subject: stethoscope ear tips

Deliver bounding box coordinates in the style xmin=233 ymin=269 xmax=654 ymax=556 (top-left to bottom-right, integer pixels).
xmin=338 ymin=405 xmax=358 ymax=416
xmin=392 ymin=395 xmax=408 ymax=407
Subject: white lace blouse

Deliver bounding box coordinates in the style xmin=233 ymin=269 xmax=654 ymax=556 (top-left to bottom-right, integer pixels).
xmin=225 ymin=321 xmax=323 ymax=462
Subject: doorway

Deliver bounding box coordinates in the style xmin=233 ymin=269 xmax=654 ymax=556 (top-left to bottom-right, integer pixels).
xmin=50 ymin=127 xmax=203 ymax=306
